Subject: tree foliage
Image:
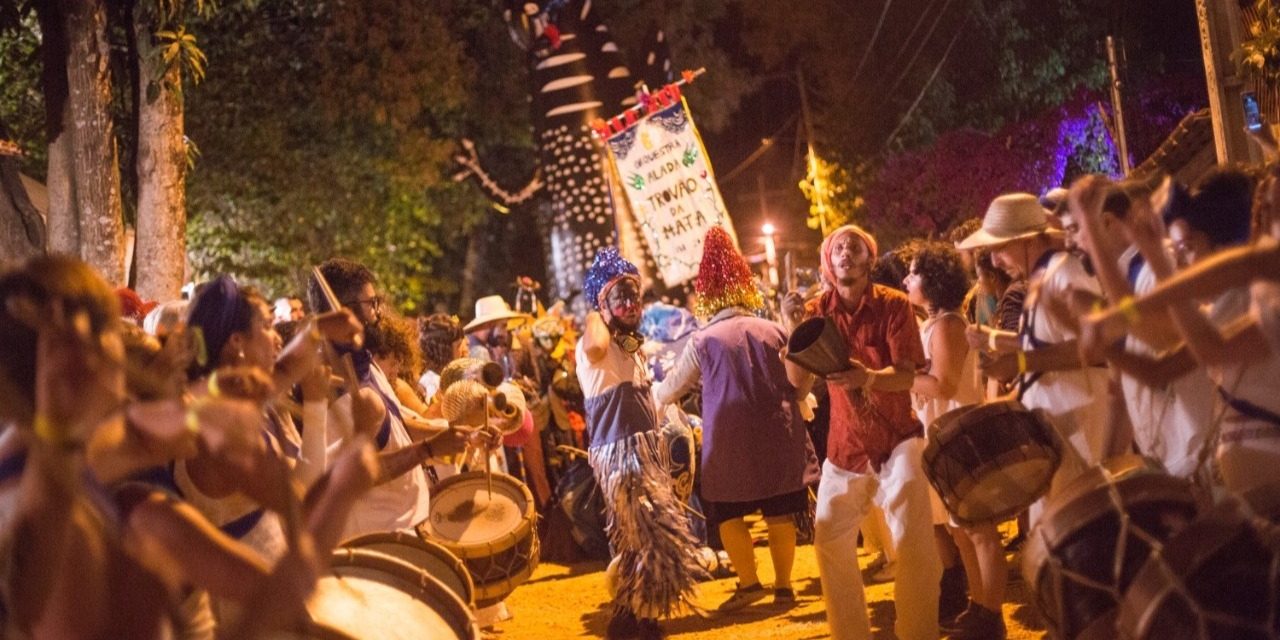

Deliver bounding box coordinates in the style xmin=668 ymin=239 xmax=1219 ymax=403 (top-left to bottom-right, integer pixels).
xmin=0 ymin=12 xmax=46 ymax=176
xmin=184 ymin=0 xmax=532 ymax=312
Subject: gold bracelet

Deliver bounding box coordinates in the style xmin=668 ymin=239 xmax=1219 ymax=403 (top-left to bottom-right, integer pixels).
xmin=1016 ymin=351 xmax=1029 ymax=375
xmin=32 ymin=414 xmax=81 ymax=451
xmin=1117 ymin=296 xmax=1141 ymax=326
xmin=184 ymin=401 xmax=203 ymax=435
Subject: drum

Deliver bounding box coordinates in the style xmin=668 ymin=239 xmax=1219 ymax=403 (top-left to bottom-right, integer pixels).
xmin=1118 ymin=500 xmax=1280 ymax=639
xmin=305 ymin=548 xmax=480 ymax=639
xmin=417 ymin=471 xmax=539 ymax=608
xmin=1023 ymin=455 xmax=1201 ymax=640
xmin=554 ymin=456 xmax=610 ymax=561
xmin=922 ymin=400 xmax=1063 ymax=525
xmin=343 ymin=531 xmax=475 ymax=607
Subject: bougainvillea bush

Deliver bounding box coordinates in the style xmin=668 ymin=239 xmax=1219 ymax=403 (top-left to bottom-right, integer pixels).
xmin=860 ymin=77 xmax=1206 ymax=240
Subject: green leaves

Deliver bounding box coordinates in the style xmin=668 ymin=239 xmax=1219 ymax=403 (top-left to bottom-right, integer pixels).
xmin=154 ymin=25 xmax=206 ymax=83
xmin=1235 ymin=0 xmax=1280 ymax=81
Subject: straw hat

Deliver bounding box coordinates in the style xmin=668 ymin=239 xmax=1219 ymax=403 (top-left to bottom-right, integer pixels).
xmin=956 ymin=193 xmax=1061 ymax=251
xmin=463 ymin=295 xmax=530 ymax=333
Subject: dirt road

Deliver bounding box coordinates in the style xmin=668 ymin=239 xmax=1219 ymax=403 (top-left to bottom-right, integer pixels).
xmin=498 ymin=540 xmax=1048 ymax=639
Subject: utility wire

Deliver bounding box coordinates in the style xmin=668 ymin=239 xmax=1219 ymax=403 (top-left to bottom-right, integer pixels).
xmin=881 ymin=11 xmax=970 ymax=151
xmin=849 ymin=0 xmax=894 ymax=88
xmin=879 ymin=0 xmax=956 ymax=107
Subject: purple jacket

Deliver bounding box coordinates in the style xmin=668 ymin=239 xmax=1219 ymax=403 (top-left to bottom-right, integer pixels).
xmin=654 ymin=308 xmax=819 ymax=502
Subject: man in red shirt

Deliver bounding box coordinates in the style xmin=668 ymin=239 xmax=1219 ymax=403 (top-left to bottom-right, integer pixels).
xmin=783 ymin=224 xmax=941 ymax=640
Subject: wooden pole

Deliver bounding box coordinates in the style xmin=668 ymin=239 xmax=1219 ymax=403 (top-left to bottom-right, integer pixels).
xmin=1106 ymin=36 xmax=1132 ymax=175
xmin=1195 ymin=0 xmax=1262 ymax=165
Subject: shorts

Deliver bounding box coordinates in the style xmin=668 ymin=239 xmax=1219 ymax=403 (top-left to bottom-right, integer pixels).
xmin=706 ymin=488 xmax=810 ymax=528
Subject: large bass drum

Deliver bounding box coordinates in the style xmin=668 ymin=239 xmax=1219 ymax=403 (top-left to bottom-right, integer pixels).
xmin=923 ymin=400 xmax=1062 ymax=525
xmin=1118 ymin=499 xmax=1280 ymax=639
xmin=1022 ymin=455 xmax=1201 ymax=640
xmin=304 ymin=548 xmax=479 ymax=639
xmin=342 ymin=530 xmax=475 ymax=607
xmin=417 ymin=471 xmax=539 ymax=608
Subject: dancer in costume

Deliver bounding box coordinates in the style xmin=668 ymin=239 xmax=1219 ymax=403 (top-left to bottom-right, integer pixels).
xmin=653 ymin=227 xmax=819 ymax=612
xmin=576 ymin=247 xmax=705 ymax=640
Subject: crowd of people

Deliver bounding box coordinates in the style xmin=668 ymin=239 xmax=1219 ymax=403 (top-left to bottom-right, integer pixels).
xmin=0 ymin=157 xmax=1278 ymax=640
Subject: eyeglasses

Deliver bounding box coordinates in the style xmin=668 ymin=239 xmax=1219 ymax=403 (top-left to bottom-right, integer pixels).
xmin=343 ymin=295 xmax=383 ymax=312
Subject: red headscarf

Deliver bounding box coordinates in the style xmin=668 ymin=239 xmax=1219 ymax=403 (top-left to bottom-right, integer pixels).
xmin=819 ymin=224 xmax=879 ymax=286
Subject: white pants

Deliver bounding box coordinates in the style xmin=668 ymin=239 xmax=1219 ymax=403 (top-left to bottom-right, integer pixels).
xmin=814 ymin=438 xmax=941 ymax=640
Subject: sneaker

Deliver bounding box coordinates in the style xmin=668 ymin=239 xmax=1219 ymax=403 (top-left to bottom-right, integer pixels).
xmin=939 ymin=567 xmax=970 ymax=625
xmin=606 ymin=607 xmax=641 ymax=639
xmin=717 ymin=582 xmax=768 ymax=612
xmin=865 ymin=551 xmax=889 ymax=573
xmin=1004 ymin=531 xmax=1026 ymax=553
xmin=868 ymin=560 xmax=896 ymax=583
xmin=946 ymin=603 xmax=1006 ymax=640
xmin=637 ymin=618 xmax=666 ymax=640
xmin=773 ymin=587 xmax=796 ymax=604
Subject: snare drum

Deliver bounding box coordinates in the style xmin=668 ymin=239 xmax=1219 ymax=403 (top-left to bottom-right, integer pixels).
xmin=343 ymin=531 xmax=475 ymax=607
xmin=1023 ymin=455 xmax=1201 ymax=640
xmin=417 ymin=471 xmax=539 ymax=608
xmin=922 ymin=400 xmax=1062 ymax=525
xmin=306 ymin=548 xmax=480 ymax=639
xmin=1118 ymin=500 xmax=1280 ymax=639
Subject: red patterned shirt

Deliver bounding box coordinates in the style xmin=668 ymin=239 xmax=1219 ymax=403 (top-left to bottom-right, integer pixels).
xmin=807 ymin=284 xmax=925 ymax=474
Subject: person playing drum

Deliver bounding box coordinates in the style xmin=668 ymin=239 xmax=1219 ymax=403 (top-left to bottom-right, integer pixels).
xmin=781 ymin=224 xmax=942 ymax=640
xmin=903 ymin=241 xmax=1006 ymax=639
xmin=956 ymin=195 xmax=1112 ymax=517
xmin=576 ymin=247 xmax=705 ymax=640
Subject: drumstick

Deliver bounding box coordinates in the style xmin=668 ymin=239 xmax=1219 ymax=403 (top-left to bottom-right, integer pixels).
xmin=310 ymin=267 xmax=362 ymax=397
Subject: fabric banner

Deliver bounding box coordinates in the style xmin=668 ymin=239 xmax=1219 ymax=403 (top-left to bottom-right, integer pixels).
xmin=604 ymin=98 xmax=735 ymax=287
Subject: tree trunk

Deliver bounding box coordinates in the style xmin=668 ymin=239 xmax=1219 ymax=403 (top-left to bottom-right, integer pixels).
xmin=0 ymin=154 xmax=46 ymax=264
xmin=132 ymin=6 xmax=187 ymax=301
xmin=37 ymin=1 xmax=78 ymax=256
xmin=45 ymin=127 xmax=78 ymax=255
xmin=63 ymin=0 xmax=124 ymax=284
xmin=460 ymin=224 xmax=484 ymax=317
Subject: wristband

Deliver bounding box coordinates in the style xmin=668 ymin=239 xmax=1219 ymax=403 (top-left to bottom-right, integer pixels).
xmin=1116 ymin=296 xmax=1141 ymax=326
xmin=1016 ymin=350 xmax=1029 ymax=375
xmin=32 ymin=414 xmax=81 ymax=450
xmin=207 ymin=371 xmax=223 ymax=398
xmin=184 ymin=402 xmax=203 ymax=435
xmin=988 ymin=330 xmax=999 ymax=352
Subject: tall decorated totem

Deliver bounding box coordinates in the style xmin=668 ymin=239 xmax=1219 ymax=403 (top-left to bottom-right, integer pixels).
xmin=454 ymin=0 xmax=678 ymax=312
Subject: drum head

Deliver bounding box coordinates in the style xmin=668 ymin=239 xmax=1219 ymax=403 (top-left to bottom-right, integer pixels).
xmin=924 ymin=400 xmax=1061 ymax=525
xmin=1023 ymin=456 xmax=1200 ymax=640
xmin=308 ymin=549 xmax=479 ymax=640
xmin=342 ymin=531 xmax=475 ymax=607
xmin=1120 ymin=501 xmax=1280 ymax=639
xmin=420 ymin=472 xmax=534 ymax=557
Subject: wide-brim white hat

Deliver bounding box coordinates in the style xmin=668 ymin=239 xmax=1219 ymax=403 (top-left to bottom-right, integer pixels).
xmin=956 ymin=193 xmax=1063 ymax=251
xmin=463 ymin=295 xmax=531 ymax=333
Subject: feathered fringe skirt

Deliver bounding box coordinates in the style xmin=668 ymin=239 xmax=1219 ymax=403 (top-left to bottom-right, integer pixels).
xmin=589 ymin=428 xmax=706 ymax=619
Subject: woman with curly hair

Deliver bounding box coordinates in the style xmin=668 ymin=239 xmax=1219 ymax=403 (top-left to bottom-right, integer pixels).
xmin=904 ymin=241 xmax=1005 ymax=639
xmin=368 ymin=313 xmax=429 ymax=416
xmin=416 ymin=313 xmax=466 ymax=404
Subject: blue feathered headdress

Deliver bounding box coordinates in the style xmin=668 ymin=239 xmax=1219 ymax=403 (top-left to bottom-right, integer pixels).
xmin=584 ymin=246 xmax=640 ymax=310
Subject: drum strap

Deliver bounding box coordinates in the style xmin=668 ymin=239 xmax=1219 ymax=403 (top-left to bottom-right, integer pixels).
xmin=0 ymin=450 xmax=26 ymax=484
xmin=1218 ymin=387 xmax=1280 ymax=428
xmin=219 ymin=507 xmax=266 ymax=540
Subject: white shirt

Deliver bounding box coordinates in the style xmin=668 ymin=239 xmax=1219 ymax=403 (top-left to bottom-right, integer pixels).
xmin=333 ymin=363 xmax=431 ymax=540
xmin=1019 ymin=252 xmax=1111 ymax=465
xmin=912 ymin=312 xmax=984 ymax=429
xmin=1118 ymin=251 xmax=1215 ymax=477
